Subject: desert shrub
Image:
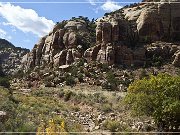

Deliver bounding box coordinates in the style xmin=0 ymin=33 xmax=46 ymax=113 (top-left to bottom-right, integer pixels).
xmin=103 ymin=71 xmax=119 ymax=90
xmin=103 ymin=120 xmax=130 ymax=133
xmin=103 ymin=120 xmax=120 ymax=132
xmin=54 ymin=20 xmax=67 ymax=29
xmin=77 ymin=73 xmax=84 ymax=82
xmin=99 ymin=63 xmax=109 ymax=72
xmin=64 ymin=91 xmax=73 ymax=101
xmin=70 ymin=66 xmax=78 ymax=76
xmin=152 ymin=55 xmax=163 ymax=67
xmin=65 ymin=74 xmax=76 ymax=86
xmin=101 ymin=103 xmax=112 ymax=113
xmin=14 ymin=70 xmax=25 ymax=78
xmin=124 ymin=73 xmax=180 ymax=131
xmin=139 ymin=69 xmax=148 ymax=79
xmin=77 ymin=58 xmax=86 ymax=67
xmin=58 ymin=89 xmax=65 ymax=98
xmin=91 ymin=93 xmax=107 ymax=103
xmin=0 ymin=77 xmax=10 ymax=88
xmin=17 ymin=122 xmax=36 ymax=132
xmin=37 ymin=119 xmax=67 ymax=135
xmin=0 ymin=66 xmax=5 ymax=77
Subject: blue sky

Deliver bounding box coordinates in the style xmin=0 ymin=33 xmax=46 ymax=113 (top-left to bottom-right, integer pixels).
xmin=0 ymin=0 xmax=140 ymax=50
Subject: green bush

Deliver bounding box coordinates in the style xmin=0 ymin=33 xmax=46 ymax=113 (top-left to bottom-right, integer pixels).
xmin=103 ymin=71 xmax=119 ymax=90
xmin=0 ymin=77 xmax=10 ymax=88
xmin=103 ymin=120 xmax=120 ymax=132
xmin=77 ymin=73 xmax=84 ymax=82
xmin=152 ymin=55 xmax=163 ymax=67
xmin=64 ymin=91 xmax=73 ymax=101
xmin=124 ymin=73 xmax=180 ymax=131
xmin=65 ymin=74 xmax=76 ymax=86
xmin=101 ymin=103 xmax=112 ymax=113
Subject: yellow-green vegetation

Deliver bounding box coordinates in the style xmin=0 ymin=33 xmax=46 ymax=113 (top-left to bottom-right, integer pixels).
xmin=0 ymin=87 xmax=84 ymax=132
xmin=125 ymin=73 xmax=180 ymax=131
xmin=102 ymin=120 xmax=130 ymax=133
xmin=0 ymin=77 xmax=10 ymax=88
xmin=37 ymin=119 xmax=67 ymax=135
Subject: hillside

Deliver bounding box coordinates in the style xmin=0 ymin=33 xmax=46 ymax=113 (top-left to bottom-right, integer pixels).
xmin=0 ymin=0 xmax=180 ymax=134
xmin=0 ymin=38 xmax=29 ymax=75
xmin=20 ymin=0 xmax=180 ymax=89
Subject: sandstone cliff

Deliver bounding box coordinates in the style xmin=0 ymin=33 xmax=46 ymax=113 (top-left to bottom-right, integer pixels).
xmin=22 ymin=17 xmax=96 ymax=70
xmin=22 ymin=0 xmax=180 ymax=70
xmin=85 ymin=0 xmax=180 ymax=66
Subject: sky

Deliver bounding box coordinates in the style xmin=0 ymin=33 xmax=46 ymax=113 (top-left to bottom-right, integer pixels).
xmin=0 ymin=0 xmax=141 ymax=50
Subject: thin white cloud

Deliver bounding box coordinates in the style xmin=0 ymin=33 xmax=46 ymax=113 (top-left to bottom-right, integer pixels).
xmin=0 ymin=28 xmax=12 ymax=40
xmin=101 ymin=0 xmax=122 ymax=12
xmin=0 ymin=29 xmax=7 ymax=38
xmin=0 ymin=3 xmax=55 ymax=37
xmin=88 ymin=0 xmax=98 ymax=5
xmin=88 ymin=0 xmax=122 ymax=13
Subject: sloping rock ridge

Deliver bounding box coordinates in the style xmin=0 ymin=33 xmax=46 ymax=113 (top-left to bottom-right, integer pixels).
xmin=23 ymin=0 xmax=180 ymax=69
xmin=0 ymin=39 xmax=29 ymax=75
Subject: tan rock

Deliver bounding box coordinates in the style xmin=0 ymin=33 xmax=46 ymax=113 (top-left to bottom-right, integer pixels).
xmin=68 ymin=32 xmax=77 ymax=48
xmin=66 ymin=49 xmax=74 ymax=65
xmin=102 ymin=22 xmax=112 ymax=43
xmin=172 ymin=50 xmax=180 ymax=67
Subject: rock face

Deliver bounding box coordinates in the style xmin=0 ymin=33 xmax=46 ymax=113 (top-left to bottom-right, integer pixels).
xmin=22 ymin=17 xmax=96 ymax=70
xmin=0 ymin=39 xmax=29 ymax=75
xmin=23 ymin=1 xmax=180 ymax=69
xmin=123 ymin=0 xmax=180 ymax=41
xmin=84 ymin=0 xmax=180 ymax=66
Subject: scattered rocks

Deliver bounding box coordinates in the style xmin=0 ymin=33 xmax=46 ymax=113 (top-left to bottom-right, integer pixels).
xmin=0 ymin=111 xmax=6 ymax=116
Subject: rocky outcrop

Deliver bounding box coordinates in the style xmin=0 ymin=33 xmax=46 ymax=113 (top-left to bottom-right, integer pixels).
xmin=23 ymin=1 xmax=180 ymax=69
xmin=127 ymin=0 xmax=180 ymax=41
xmin=85 ymin=43 xmax=146 ymax=66
xmin=22 ymin=17 xmax=96 ymax=70
xmin=0 ymin=39 xmax=29 ymax=75
xmin=84 ymin=0 xmax=180 ymax=66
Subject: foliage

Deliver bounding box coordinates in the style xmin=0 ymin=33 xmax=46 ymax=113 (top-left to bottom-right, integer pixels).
xmin=76 ymin=58 xmax=86 ymax=67
xmin=0 ymin=77 xmax=10 ymax=88
xmin=55 ymin=20 xmax=67 ymax=29
xmin=0 ymin=62 xmax=5 ymax=77
xmin=98 ymin=63 xmax=109 ymax=72
xmin=100 ymin=103 xmax=112 ymax=113
xmin=124 ymin=73 xmax=180 ymax=131
xmin=0 ymin=88 xmax=37 ymax=132
xmin=0 ymin=38 xmax=15 ymax=49
xmin=138 ymin=69 xmax=148 ymax=79
xmin=64 ymin=90 xmax=73 ymax=101
xmin=103 ymin=71 xmax=119 ymax=90
xmin=103 ymin=120 xmax=120 ymax=132
xmin=37 ymin=119 xmax=67 ymax=135
xmin=14 ymin=70 xmax=25 ymax=78
xmin=152 ymin=55 xmax=163 ymax=67
xmin=103 ymin=120 xmax=130 ymax=132
xmin=64 ymin=74 xmax=76 ymax=86
xmin=77 ymin=73 xmax=84 ymax=82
